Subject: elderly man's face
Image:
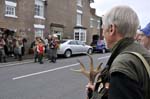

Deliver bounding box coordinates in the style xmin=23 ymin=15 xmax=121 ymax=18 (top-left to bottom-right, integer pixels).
xmin=102 ymin=23 xmax=117 ymax=49
xmin=102 ymin=25 xmax=109 ymax=49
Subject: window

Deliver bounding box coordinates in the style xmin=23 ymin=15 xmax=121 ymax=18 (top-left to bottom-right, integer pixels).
xmin=97 ymin=20 xmax=100 ymax=29
xmin=69 ymin=41 xmax=76 ymax=45
xmin=76 ymin=10 xmax=83 ymax=26
xmin=76 ymin=40 xmax=84 ymax=45
xmin=35 ymin=28 xmax=44 ymax=38
xmin=74 ymin=29 xmax=86 ymax=42
xmin=77 ymin=0 xmax=82 ymax=7
xmin=5 ymin=0 xmax=17 ymax=18
xmin=90 ymin=18 xmax=94 ymax=28
xmin=80 ymin=32 xmax=86 ymax=41
xmin=74 ymin=32 xmax=80 ymax=40
xmin=34 ymin=24 xmax=45 ymax=39
xmin=77 ymin=14 xmax=82 ymax=26
xmin=34 ymin=0 xmax=45 ymax=19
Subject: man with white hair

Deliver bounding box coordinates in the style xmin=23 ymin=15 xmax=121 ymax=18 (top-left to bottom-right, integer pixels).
xmin=86 ymin=5 xmax=150 ymax=99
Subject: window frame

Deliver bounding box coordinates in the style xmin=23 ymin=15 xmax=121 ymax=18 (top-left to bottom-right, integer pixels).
xmin=74 ymin=29 xmax=86 ymax=42
xmin=5 ymin=1 xmax=17 ymax=18
xmin=97 ymin=20 xmax=100 ymax=29
xmin=34 ymin=0 xmax=45 ymax=19
xmin=90 ymin=18 xmax=94 ymax=28
xmin=34 ymin=24 xmax=45 ymax=39
xmin=76 ymin=10 xmax=83 ymax=26
xmin=77 ymin=0 xmax=82 ymax=7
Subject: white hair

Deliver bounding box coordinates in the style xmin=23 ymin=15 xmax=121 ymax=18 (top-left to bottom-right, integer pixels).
xmin=103 ymin=5 xmax=139 ymax=37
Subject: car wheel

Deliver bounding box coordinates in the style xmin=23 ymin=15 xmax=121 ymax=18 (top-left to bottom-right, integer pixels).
xmin=87 ymin=48 xmax=93 ymax=54
xmin=64 ymin=50 xmax=72 ymax=58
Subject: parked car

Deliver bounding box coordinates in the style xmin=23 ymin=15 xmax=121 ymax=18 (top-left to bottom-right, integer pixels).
xmin=91 ymin=39 xmax=109 ymax=53
xmin=57 ymin=39 xmax=93 ymax=58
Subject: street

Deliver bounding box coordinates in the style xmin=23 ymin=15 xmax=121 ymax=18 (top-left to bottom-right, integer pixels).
xmin=0 ymin=53 xmax=110 ymax=99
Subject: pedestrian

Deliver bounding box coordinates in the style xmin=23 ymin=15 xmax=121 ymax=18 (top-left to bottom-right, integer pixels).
xmin=49 ymin=34 xmax=59 ymax=63
xmin=33 ymin=37 xmax=40 ymax=63
xmin=47 ymin=34 xmax=52 ymax=60
xmin=86 ymin=5 xmax=150 ymax=99
xmin=0 ymin=34 xmax=6 ymax=62
xmin=36 ymin=39 xmax=45 ymax=64
xmin=136 ymin=23 xmax=150 ymax=50
xmin=22 ymin=37 xmax=27 ymax=56
xmin=13 ymin=36 xmax=23 ymax=61
xmin=44 ymin=37 xmax=48 ymax=53
xmin=6 ymin=35 xmax=13 ymax=57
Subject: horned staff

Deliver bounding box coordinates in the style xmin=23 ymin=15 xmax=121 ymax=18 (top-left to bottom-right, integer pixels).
xmin=71 ymin=54 xmax=103 ymax=84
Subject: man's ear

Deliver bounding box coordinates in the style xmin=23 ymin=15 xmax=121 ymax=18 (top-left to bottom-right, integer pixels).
xmin=108 ymin=24 xmax=116 ymax=36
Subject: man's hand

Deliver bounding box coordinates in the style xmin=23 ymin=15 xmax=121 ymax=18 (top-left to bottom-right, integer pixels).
xmin=86 ymin=82 xmax=95 ymax=99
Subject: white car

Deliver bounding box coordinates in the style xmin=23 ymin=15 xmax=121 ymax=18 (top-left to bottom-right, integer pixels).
xmin=57 ymin=39 xmax=93 ymax=58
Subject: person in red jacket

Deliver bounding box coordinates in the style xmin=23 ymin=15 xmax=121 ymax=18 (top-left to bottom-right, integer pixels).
xmin=37 ymin=40 xmax=45 ymax=64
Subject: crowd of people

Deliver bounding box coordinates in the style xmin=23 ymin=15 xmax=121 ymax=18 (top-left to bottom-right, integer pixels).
xmin=0 ymin=33 xmax=26 ymax=63
xmin=0 ymin=29 xmax=60 ymax=64
xmin=30 ymin=34 xmax=59 ymax=64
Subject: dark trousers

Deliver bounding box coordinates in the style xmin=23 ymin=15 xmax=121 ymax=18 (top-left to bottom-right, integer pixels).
xmin=0 ymin=48 xmax=6 ymax=62
xmin=49 ymin=48 xmax=57 ymax=62
xmin=34 ymin=51 xmax=38 ymax=62
xmin=38 ymin=53 xmax=43 ymax=64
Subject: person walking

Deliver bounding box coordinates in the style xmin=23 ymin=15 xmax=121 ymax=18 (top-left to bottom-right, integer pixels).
xmin=86 ymin=5 xmax=150 ymax=99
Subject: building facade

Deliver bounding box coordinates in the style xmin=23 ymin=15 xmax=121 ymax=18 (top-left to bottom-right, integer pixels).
xmin=89 ymin=8 xmax=102 ymax=41
xmin=0 ymin=0 xmax=101 ymax=53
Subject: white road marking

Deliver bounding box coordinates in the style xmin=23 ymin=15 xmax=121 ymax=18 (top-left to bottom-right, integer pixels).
xmin=98 ymin=56 xmax=110 ymax=60
xmin=12 ymin=55 xmax=110 ymax=80
xmin=12 ymin=63 xmax=80 ymax=80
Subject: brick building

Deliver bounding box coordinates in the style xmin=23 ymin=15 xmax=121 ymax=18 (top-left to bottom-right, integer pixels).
xmin=0 ymin=0 xmax=101 ymax=53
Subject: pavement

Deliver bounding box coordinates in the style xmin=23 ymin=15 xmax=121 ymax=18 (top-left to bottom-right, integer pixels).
xmin=0 ymin=54 xmax=35 ymax=68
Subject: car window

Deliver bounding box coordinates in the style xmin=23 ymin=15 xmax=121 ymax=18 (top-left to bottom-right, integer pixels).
xmin=76 ymin=40 xmax=84 ymax=45
xmin=69 ymin=41 xmax=76 ymax=45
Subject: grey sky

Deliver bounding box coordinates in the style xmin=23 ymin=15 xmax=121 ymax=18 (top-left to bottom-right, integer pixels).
xmin=90 ymin=0 xmax=150 ymax=28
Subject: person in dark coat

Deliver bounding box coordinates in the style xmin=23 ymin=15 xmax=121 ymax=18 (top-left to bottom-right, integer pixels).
xmin=49 ymin=34 xmax=59 ymax=63
xmin=86 ymin=5 xmax=150 ymax=99
xmin=0 ymin=34 xmax=6 ymax=62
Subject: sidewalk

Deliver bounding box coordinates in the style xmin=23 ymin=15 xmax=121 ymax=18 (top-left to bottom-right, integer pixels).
xmin=6 ymin=54 xmax=34 ymax=62
xmin=0 ymin=54 xmax=34 ymax=68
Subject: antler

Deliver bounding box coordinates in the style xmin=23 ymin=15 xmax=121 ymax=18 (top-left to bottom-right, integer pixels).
xmin=71 ymin=54 xmax=103 ymax=84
